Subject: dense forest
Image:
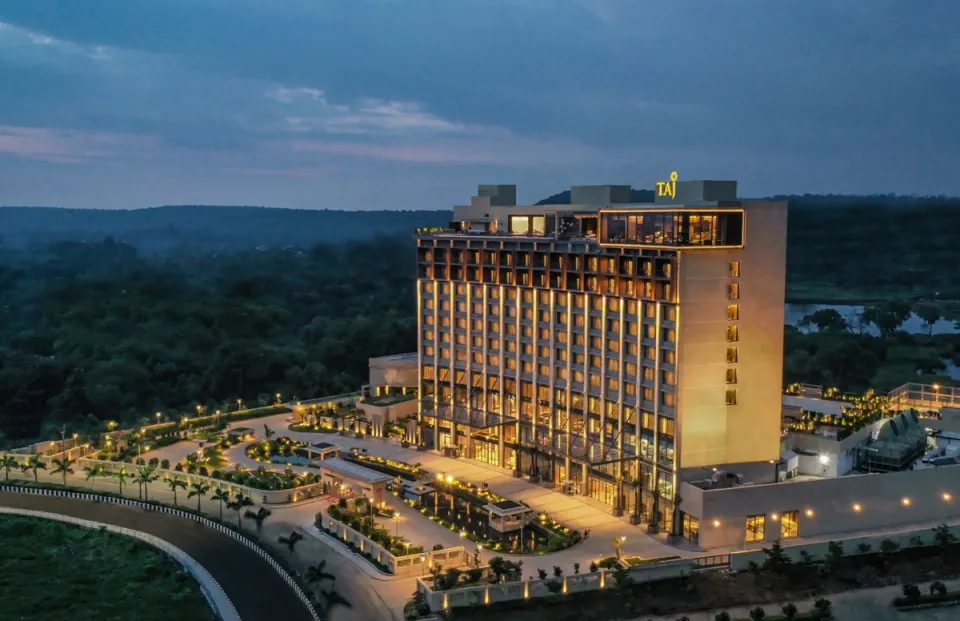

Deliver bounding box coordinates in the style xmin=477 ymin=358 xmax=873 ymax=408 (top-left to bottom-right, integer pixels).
xmin=0 ymin=238 xmax=417 ymax=442
xmin=1 ymin=196 xmax=958 ymax=444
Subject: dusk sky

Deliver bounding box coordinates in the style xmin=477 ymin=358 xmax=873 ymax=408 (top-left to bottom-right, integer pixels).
xmin=0 ymin=0 xmax=957 ymax=210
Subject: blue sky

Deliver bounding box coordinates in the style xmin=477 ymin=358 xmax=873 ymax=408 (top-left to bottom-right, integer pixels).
xmin=0 ymin=0 xmax=957 ymax=209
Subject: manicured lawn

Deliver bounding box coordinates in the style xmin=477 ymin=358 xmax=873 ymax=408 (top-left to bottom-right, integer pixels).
xmin=0 ymin=515 xmax=216 ymax=621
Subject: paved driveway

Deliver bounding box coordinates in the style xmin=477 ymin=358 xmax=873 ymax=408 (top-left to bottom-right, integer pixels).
xmin=0 ymin=491 xmax=315 ymax=621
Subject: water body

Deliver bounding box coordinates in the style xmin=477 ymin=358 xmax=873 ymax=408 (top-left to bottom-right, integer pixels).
xmin=784 ymin=303 xmax=959 ymax=336
xmin=268 ymin=455 xmax=312 ymax=466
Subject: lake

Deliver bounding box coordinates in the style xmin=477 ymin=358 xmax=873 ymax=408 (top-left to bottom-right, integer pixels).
xmin=784 ymin=304 xmax=959 ymax=335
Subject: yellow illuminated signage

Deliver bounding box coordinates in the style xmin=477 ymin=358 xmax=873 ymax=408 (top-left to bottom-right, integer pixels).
xmin=656 ymin=171 xmax=678 ymax=199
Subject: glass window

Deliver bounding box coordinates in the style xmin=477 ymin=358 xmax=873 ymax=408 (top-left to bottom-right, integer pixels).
xmin=729 ymin=261 xmax=741 ymax=278
xmin=726 ymin=389 xmax=737 ymax=405
xmin=728 ymin=282 xmax=740 ymax=300
xmin=726 ymin=325 xmax=739 ymax=342
xmin=781 ymin=511 xmax=799 ymax=539
xmin=726 ymin=347 xmax=738 ymax=363
xmin=509 ymin=216 xmax=530 ymax=235
xmin=726 ymin=368 xmax=738 ymax=384
xmin=727 ymin=304 xmax=739 ymax=321
xmin=746 ymin=515 xmax=765 ymax=542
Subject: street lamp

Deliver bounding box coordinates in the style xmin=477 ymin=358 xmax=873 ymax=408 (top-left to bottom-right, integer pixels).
xmin=156 ymin=412 xmax=162 ymax=423
xmin=614 ymin=535 xmax=626 ymax=560
xmin=393 ymin=511 xmax=401 ymax=538
xmin=933 ymin=383 xmax=941 ymax=405
xmin=237 ymin=399 xmax=243 ymax=411
xmin=72 ymin=433 xmax=79 ymax=448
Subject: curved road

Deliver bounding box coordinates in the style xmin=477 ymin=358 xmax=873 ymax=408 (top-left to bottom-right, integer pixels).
xmin=0 ymin=492 xmax=315 ymax=621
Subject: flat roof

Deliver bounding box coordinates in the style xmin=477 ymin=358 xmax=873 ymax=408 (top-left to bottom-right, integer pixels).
xmin=370 ymin=352 xmax=418 ymax=363
xmin=782 ymin=395 xmax=848 ymax=417
xmin=483 ymin=499 xmax=531 ymax=516
xmin=230 ymin=427 xmax=253 ymax=433
xmin=320 ymin=457 xmax=393 ymax=484
xmin=311 ymin=442 xmax=336 ymax=450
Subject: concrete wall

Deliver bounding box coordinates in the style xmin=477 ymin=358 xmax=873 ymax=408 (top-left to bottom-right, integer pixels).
xmin=677 ymin=201 xmax=787 ymax=467
xmin=419 ymin=558 xmax=695 ymax=611
xmin=369 ymin=358 xmax=419 ymax=388
xmin=729 ymin=523 xmax=960 ymax=570
xmin=318 ymin=514 xmax=466 ymax=576
xmin=684 ymin=464 xmax=960 ymax=549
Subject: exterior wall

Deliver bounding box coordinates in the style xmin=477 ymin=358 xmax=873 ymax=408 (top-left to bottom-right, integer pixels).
xmin=360 ymin=399 xmax=419 ymax=436
xmin=369 ymin=358 xmax=419 ymax=388
xmin=684 ymin=464 xmax=960 ymax=549
xmin=419 ymin=559 xmax=696 ymax=611
xmin=677 ymin=201 xmax=786 ymax=467
xmin=729 ymin=523 xmax=960 ymax=571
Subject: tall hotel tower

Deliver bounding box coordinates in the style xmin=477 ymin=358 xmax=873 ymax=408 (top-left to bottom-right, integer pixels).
xmin=416 ymin=177 xmax=787 ymax=534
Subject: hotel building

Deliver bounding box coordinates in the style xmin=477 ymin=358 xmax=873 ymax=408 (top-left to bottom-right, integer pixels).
xmin=416 ymin=178 xmax=788 ymax=538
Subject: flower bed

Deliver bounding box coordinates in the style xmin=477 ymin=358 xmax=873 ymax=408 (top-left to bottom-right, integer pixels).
xmin=323 ymin=502 xmax=423 ymax=556
xmin=245 ymin=436 xmax=308 ymax=462
xmin=209 ymin=465 xmax=320 ymax=491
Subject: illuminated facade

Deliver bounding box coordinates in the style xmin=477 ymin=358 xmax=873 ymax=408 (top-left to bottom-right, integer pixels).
xmin=416 ymin=179 xmax=787 ymax=536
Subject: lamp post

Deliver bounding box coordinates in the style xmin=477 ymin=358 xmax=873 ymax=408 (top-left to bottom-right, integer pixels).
xmin=933 ymin=383 xmax=941 ymax=406
xmin=72 ymin=433 xmax=79 ymax=448
xmin=393 ymin=511 xmax=401 ymax=538
xmin=614 ymin=535 xmax=626 ymax=561
xmin=156 ymin=412 xmax=162 ymax=423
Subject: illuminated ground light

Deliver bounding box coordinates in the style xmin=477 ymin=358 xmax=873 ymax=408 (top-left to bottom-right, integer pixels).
xmin=805 ymin=509 xmax=815 ymax=518
xmin=852 ymin=503 xmax=862 ymax=512
xmin=712 ymin=519 xmax=721 ymax=528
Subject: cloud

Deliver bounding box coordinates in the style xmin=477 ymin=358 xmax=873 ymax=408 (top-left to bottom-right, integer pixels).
xmin=0 ymin=0 xmax=958 ymax=208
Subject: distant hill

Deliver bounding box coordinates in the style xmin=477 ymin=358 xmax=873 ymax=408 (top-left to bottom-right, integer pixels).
xmin=0 ymin=206 xmax=451 ymax=252
xmin=535 ymin=190 xmax=960 ymax=207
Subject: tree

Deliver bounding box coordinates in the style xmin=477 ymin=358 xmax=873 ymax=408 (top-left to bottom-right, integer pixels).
xmin=813 ymin=598 xmax=832 ymax=619
xmin=761 ymin=542 xmax=791 ymax=572
xmin=803 ymin=309 xmax=848 ymax=331
xmin=915 ymin=303 xmax=941 ymax=335
xmin=165 ymin=476 xmax=187 ymax=505
xmin=825 ymin=540 xmax=844 ymax=572
xmin=879 ymin=538 xmax=900 ymax=558
xmin=135 ymin=466 xmax=158 ymax=500
xmin=22 ymin=455 xmax=46 ymax=483
xmin=112 ymin=467 xmax=132 ymax=495
xmin=212 ymin=488 xmax=230 ymax=519
xmin=537 ymin=568 xmax=548 ymax=580
xmin=228 ymin=493 xmax=254 ymax=528
xmin=188 ymin=481 xmax=211 ymax=512
xmin=714 ymin=613 xmax=731 ymax=621
xmin=748 ymin=607 xmax=765 ymax=621
xmin=263 ymin=424 xmax=276 ymax=440
xmin=51 ymin=457 xmax=75 ymax=487
xmin=278 ymin=531 xmax=303 ymax=553
xmin=305 ymin=561 xmax=336 ymax=600
xmin=84 ymin=464 xmax=103 ymax=489
xmin=901 ymin=584 xmax=921 ymax=604
xmin=244 ymin=507 xmax=272 ymax=531
xmin=1 ymin=455 xmax=19 ymax=481
xmin=611 ymin=566 xmax=631 ymax=589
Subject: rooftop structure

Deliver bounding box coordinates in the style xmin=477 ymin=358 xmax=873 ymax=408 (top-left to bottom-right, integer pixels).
xmin=318 ymin=457 xmax=393 ymax=485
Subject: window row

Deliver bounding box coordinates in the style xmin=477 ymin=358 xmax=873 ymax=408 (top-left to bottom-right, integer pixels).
xmin=745 ymin=511 xmax=799 ymax=542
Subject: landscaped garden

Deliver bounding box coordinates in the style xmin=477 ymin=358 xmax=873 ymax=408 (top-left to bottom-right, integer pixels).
xmin=245 ymin=435 xmax=310 ymax=465
xmin=411 ymin=474 xmax=580 ymax=554
xmin=211 ymin=465 xmax=321 ymax=491
xmin=0 ymin=514 xmax=216 ymax=621
xmin=439 ymin=527 xmax=960 ymax=621
xmin=318 ymin=498 xmax=424 ymax=570
xmin=289 ymin=404 xmax=369 ymax=434
xmin=343 ymin=451 xmax=426 ymax=480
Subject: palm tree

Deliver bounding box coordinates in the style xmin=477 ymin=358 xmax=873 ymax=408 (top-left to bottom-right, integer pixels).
xmin=244 ymin=506 xmax=272 ymax=531
xmin=320 ymin=587 xmax=352 ymax=615
xmin=112 ymin=467 xmax=132 ymax=496
xmin=263 ymin=424 xmax=276 ymax=440
xmin=188 ymin=482 xmax=211 ymax=512
xmin=306 ymin=561 xmax=336 ymax=600
xmin=84 ymin=464 xmax=104 ymax=490
xmin=1 ymin=456 xmax=19 ymax=481
xmin=228 ymin=493 xmax=254 ymax=528
xmin=135 ymin=466 xmax=159 ymax=500
xmin=51 ymin=457 xmax=75 ymax=487
xmin=23 ymin=455 xmax=46 ymax=483
xmin=166 ymin=476 xmax=187 ymax=505
xmin=212 ymin=488 xmax=230 ymax=519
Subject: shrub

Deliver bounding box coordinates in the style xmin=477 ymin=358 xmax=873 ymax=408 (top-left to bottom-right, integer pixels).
xmin=781 ymin=602 xmax=797 ymax=620
xmin=432 ymin=543 xmax=444 ymax=551
xmin=611 ymin=566 xmax=631 ymax=589
xmin=544 ymin=579 xmax=563 ymax=594
xmin=148 ymin=457 xmax=159 ymax=467
xmin=589 ymin=561 xmax=598 ymax=573
xmin=573 ymin=562 xmax=580 ymax=574
xmin=338 ymin=497 xmax=348 ymax=509
xmin=825 ymin=541 xmax=844 ymax=571
xmin=173 ymin=463 xmax=184 ymax=472
xmin=748 ymin=606 xmax=765 ymax=621
xmin=902 ymin=584 xmax=921 ymax=603
xmin=855 ymin=543 xmax=872 ymax=555
xmin=714 ymin=613 xmax=731 ymax=621
xmin=879 ymin=539 xmax=900 ymax=555
xmin=761 ymin=542 xmax=791 ymax=572
xmin=537 ymin=568 xmax=548 ymax=580
xmin=465 ymin=568 xmax=483 ymax=583
xmin=798 ymin=550 xmax=814 ymax=564
xmin=552 ymin=565 xmax=563 ymax=578
xmin=814 ymin=597 xmax=832 ymax=619
xmin=160 ymin=459 xmax=170 ymax=469
xmin=931 ymin=580 xmax=947 ymax=596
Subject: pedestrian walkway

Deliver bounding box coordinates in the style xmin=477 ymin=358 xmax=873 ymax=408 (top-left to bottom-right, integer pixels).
xmin=231 ymin=413 xmax=692 ymax=569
